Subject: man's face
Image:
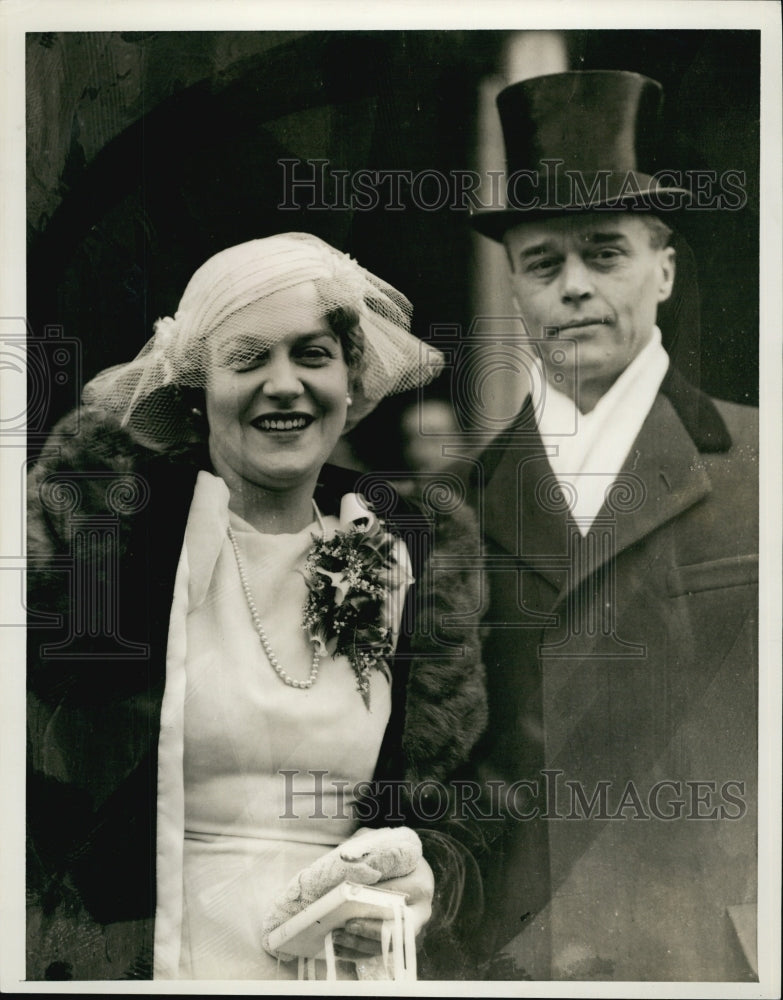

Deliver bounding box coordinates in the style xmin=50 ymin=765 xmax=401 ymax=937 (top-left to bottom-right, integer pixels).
xmin=504 ymin=213 xmax=676 ymax=410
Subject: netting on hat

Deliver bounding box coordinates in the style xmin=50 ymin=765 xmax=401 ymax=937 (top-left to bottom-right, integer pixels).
xmin=82 ymin=233 xmax=444 ymax=450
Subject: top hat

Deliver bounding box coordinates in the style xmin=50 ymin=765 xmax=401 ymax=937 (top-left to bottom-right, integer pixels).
xmin=470 ymin=70 xmax=690 ymax=241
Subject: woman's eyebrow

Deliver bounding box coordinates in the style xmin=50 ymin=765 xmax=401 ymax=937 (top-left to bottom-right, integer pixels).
xmin=214 ymin=330 xmax=338 ymax=358
xmin=216 ymin=334 xmax=269 ymax=353
xmin=293 ymin=330 xmax=339 ymax=343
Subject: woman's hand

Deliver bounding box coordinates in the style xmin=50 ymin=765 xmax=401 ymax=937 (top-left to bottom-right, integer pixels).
xmin=330 ymin=856 xmax=434 ymax=959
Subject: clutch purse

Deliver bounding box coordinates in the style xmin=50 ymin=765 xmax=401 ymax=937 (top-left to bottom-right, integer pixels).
xmin=266 ymin=880 xmax=416 ymax=981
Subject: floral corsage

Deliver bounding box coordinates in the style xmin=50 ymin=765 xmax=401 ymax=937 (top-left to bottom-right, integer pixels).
xmin=302 ymin=494 xmax=413 ymax=708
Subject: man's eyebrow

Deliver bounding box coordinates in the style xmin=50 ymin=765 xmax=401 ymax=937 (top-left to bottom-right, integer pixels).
xmin=516 ymin=241 xmax=561 ymax=260
xmin=583 ymin=231 xmax=631 ymax=244
xmin=513 ymin=230 xmax=631 ymax=262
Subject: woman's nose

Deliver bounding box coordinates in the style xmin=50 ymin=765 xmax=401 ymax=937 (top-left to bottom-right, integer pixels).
xmin=560 ymin=254 xmax=595 ymax=304
xmin=260 ymin=355 xmax=303 ymax=400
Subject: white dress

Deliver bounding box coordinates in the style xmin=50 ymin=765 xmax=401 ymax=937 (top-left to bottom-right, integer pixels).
xmin=152 ymin=472 xmax=411 ymax=980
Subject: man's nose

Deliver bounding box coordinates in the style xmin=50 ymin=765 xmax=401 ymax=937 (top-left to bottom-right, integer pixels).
xmin=560 ymin=255 xmax=594 ymax=303
xmin=261 ymin=355 xmax=303 ymax=399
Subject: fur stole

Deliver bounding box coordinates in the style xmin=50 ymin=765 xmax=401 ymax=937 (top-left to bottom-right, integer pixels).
xmin=27 ymin=406 xmax=487 ymax=781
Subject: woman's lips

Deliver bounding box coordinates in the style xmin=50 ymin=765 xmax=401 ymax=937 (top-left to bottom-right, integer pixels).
xmin=250 ymin=413 xmax=315 ymax=432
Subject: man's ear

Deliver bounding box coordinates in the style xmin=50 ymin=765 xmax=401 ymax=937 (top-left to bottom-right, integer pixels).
xmin=657 ymin=246 xmax=677 ymax=303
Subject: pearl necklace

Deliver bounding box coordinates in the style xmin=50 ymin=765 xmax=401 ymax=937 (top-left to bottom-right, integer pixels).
xmin=226 ymin=512 xmax=322 ymax=690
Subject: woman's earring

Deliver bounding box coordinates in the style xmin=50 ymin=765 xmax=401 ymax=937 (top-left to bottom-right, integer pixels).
xmin=191 ymin=406 xmax=203 ymax=418
xmin=346 ymin=394 xmax=353 ymax=406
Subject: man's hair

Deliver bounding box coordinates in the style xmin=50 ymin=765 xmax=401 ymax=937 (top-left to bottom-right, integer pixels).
xmin=640 ymin=214 xmax=674 ymax=250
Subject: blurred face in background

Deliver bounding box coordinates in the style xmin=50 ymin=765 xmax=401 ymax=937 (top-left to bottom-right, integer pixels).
xmin=400 ymin=398 xmax=459 ymax=474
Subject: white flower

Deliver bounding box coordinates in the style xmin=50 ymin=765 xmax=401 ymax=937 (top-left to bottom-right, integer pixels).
xmin=153 ymin=315 xmax=178 ymax=352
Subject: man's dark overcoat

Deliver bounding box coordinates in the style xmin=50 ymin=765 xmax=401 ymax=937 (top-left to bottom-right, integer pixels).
xmin=468 ymin=366 xmax=758 ymax=981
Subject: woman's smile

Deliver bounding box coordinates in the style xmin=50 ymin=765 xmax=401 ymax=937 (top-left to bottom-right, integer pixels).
xmin=250 ymin=411 xmax=316 ymax=433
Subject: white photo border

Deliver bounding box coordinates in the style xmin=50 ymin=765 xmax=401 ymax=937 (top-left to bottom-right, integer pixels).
xmin=2 ymin=2 xmax=780 ymax=997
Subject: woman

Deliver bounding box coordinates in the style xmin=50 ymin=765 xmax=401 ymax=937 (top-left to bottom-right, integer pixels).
xmin=26 ymin=233 xmax=487 ymax=980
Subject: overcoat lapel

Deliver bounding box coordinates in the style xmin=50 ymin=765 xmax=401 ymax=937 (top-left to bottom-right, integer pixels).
xmin=483 ymin=390 xmax=714 ymax=604
xmin=564 ymin=392 xmax=712 ymax=597
xmin=482 ymin=429 xmax=571 ymax=595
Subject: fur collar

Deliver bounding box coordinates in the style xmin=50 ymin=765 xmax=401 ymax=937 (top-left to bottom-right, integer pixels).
xmin=28 ymin=408 xmax=487 ymax=783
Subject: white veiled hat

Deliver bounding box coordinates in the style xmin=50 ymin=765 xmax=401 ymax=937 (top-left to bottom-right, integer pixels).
xmin=82 ymin=232 xmax=444 ymax=449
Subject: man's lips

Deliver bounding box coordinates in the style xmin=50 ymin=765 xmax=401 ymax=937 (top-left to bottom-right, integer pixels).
xmin=250 ymin=412 xmax=315 ymax=432
xmin=554 ymin=318 xmax=610 ymax=334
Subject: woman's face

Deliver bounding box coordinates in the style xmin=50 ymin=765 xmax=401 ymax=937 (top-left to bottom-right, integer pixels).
xmin=205 ymin=282 xmax=350 ymax=493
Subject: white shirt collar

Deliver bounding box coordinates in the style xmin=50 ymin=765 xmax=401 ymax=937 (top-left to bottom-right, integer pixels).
xmin=535 ymin=326 xmax=669 ymax=532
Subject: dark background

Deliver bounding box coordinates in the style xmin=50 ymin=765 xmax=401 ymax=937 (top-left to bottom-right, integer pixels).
xmin=26 ymin=29 xmax=760 ymax=458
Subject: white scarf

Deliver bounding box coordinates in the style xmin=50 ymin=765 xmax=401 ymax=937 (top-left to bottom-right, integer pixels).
xmin=535 ymin=327 xmax=669 ymax=533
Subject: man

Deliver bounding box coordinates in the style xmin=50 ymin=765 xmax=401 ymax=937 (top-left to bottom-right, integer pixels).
xmin=466 ymin=71 xmax=758 ymax=981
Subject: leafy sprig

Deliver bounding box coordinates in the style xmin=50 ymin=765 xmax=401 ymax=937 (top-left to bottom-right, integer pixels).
xmin=302 ymin=514 xmax=398 ymax=708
